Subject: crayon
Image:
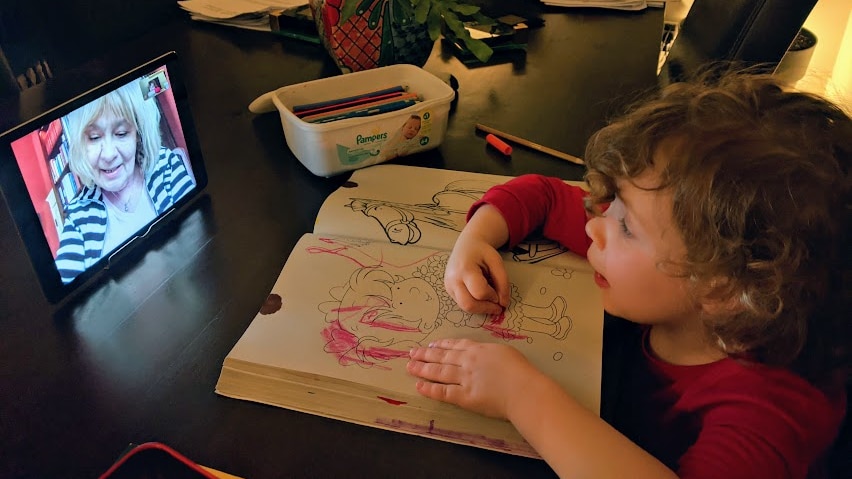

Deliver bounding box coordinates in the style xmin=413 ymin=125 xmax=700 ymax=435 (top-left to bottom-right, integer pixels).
xmin=486 ymin=133 xmax=513 ymax=155
xmin=475 ymin=123 xmax=585 ymax=165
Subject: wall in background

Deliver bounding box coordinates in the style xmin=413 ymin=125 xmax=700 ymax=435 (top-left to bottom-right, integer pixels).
xmin=663 ymin=0 xmax=850 ymax=108
xmin=794 ymin=0 xmax=851 ymax=106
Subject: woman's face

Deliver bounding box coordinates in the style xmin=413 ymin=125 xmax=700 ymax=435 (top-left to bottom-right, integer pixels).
xmin=84 ymin=110 xmax=138 ymax=192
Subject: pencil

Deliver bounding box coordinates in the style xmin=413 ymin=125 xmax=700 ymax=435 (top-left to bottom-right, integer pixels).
xmin=301 ymin=93 xmax=420 ymax=122
xmin=475 ymin=123 xmax=585 ymax=166
xmin=311 ymin=99 xmax=418 ymax=124
xmin=292 ymin=85 xmax=406 ymax=113
xmin=295 ymin=91 xmax=407 ymax=118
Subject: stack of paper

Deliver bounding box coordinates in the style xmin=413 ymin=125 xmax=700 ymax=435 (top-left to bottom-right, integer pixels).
xmin=177 ymin=0 xmax=307 ymax=31
xmin=542 ymin=0 xmax=673 ymax=10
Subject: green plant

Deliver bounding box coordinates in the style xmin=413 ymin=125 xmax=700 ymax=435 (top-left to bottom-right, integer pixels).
xmin=339 ymin=0 xmax=496 ymax=63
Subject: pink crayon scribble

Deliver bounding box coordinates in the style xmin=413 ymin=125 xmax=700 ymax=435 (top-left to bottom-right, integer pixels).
xmin=320 ymin=320 xmax=402 ymax=368
xmin=375 ymin=418 xmax=538 ymax=456
xmin=306 ymin=245 xmax=373 ymax=268
xmin=483 ymin=310 xmax=528 ymax=341
xmin=306 ymin=237 xmax=443 ymax=269
xmin=321 ymin=321 xmax=370 ymax=366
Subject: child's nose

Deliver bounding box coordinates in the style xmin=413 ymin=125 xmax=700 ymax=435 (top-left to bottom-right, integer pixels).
xmin=585 ymin=215 xmax=606 ymax=249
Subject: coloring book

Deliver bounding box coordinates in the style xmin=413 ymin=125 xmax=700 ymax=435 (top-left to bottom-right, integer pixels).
xmin=215 ymin=164 xmax=603 ymax=458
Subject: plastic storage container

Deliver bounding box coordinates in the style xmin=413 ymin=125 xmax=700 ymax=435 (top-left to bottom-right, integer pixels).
xmin=248 ymin=64 xmax=455 ymax=177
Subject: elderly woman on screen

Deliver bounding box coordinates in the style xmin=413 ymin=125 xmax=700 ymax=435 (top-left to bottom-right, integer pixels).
xmin=54 ymin=81 xmax=195 ymax=284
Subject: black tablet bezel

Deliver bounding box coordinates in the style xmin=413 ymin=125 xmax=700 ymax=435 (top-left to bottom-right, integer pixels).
xmin=0 ymin=51 xmax=208 ymax=303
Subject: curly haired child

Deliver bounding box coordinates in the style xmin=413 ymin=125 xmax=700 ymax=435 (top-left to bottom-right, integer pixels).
xmin=407 ymin=69 xmax=850 ymax=478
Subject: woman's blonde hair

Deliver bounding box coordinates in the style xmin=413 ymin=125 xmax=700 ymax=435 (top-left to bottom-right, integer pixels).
xmin=584 ymin=67 xmax=851 ymax=386
xmin=64 ymin=80 xmax=162 ymax=189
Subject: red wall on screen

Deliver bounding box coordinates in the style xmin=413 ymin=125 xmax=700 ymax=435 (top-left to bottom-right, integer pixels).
xmin=11 ymin=129 xmax=61 ymax=254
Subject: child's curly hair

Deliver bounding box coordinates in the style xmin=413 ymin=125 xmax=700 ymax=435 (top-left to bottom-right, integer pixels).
xmin=584 ymin=67 xmax=851 ymax=387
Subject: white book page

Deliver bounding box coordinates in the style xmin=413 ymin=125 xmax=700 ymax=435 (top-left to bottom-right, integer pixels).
xmin=227 ymin=233 xmax=603 ymax=414
xmin=314 ymin=164 xmax=593 ymax=272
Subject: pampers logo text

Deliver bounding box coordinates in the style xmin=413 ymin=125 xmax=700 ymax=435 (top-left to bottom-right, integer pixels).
xmin=356 ymin=131 xmax=388 ymax=144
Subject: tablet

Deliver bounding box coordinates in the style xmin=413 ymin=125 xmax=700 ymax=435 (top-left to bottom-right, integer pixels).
xmin=0 ymin=51 xmax=208 ymax=303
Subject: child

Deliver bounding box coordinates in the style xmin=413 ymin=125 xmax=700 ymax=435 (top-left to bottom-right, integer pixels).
xmin=407 ymin=70 xmax=850 ymax=478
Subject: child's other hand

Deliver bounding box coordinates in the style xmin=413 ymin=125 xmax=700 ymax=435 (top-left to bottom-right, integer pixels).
xmin=444 ymin=205 xmax=511 ymax=315
xmin=407 ymin=338 xmax=539 ymax=419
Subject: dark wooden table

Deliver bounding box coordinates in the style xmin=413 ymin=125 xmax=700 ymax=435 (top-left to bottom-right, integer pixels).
xmin=0 ymin=4 xmax=662 ymax=478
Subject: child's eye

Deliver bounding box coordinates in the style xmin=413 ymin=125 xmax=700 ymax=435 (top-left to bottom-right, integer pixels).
xmin=618 ymin=217 xmax=633 ymax=238
xmin=115 ymin=130 xmax=128 ymax=138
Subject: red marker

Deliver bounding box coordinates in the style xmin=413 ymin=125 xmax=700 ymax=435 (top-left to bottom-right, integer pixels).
xmin=485 ymin=133 xmax=513 ymax=155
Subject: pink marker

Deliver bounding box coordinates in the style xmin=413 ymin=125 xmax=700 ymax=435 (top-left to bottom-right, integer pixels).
xmin=486 ymin=133 xmax=512 ymax=155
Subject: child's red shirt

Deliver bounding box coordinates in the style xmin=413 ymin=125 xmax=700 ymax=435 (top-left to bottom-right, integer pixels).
xmin=470 ymin=174 xmax=846 ymax=479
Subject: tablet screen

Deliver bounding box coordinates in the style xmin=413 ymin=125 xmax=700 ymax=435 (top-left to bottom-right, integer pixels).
xmin=0 ymin=52 xmax=207 ymax=302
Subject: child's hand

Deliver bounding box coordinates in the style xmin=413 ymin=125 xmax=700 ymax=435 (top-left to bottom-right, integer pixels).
xmin=444 ymin=233 xmax=509 ymax=314
xmin=444 ymin=205 xmax=511 ymax=315
xmin=407 ymin=338 xmax=540 ymax=419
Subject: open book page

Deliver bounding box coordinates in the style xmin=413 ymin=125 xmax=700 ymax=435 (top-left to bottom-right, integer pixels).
xmin=218 ymin=165 xmax=604 ymax=455
xmin=313 ymin=164 xmax=592 ymax=272
xmin=219 ymin=232 xmax=602 ymax=455
xmin=222 ymin=233 xmax=603 ymax=413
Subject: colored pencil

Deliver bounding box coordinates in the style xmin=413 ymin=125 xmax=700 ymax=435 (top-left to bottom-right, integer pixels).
xmin=292 ymin=85 xmax=407 ymax=113
xmin=294 ymin=91 xmax=410 ymax=118
xmin=312 ymin=99 xmax=418 ymax=124
xmin=302 ymin=94 xmax=420 ymax=123
xmin=475 ymin=123 xmax=585 ymax=165
xmin=301 ymin=93 xmax=420 ymax=122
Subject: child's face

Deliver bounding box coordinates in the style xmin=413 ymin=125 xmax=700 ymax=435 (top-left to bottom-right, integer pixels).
xmin=584 ymin=171 xmax=697 ymax=325
xmin=84 ymin=110 xmax=138 ymax=192
xmin=402 ymin=118 xmax=421 ymax=140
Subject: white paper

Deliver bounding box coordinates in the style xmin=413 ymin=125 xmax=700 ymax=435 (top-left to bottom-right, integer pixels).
xmin=541 ymin=0 xmax=672 ymax=10
xmin=177 ymin=0 xmax=306 ymax=20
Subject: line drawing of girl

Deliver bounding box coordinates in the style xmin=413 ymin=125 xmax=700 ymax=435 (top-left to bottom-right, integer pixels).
xmin=346 ymin=179 xmax=490 ymax=245
xmin=314 ymin=240 xmax=574 ymax=368
xmin=345 ymin=179 xmax=569 ymax=264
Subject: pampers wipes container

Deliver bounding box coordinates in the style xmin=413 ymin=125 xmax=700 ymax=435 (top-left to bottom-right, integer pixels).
xmin=248 ymin=65 xmax=455 ymax=177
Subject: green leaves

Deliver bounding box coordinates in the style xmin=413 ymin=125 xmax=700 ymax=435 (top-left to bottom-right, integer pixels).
xmin=336 ymin=0 xmax=494 ymax=63
xmin=413 ymin=0 xmax=430 ymax=24
xmin=431 ymin=2 xmax=494 ymax=63
xmin=443 ymin=1 xmax=480 ymax=16
xmin=338 ymin=0 xmax=380 ymax=25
